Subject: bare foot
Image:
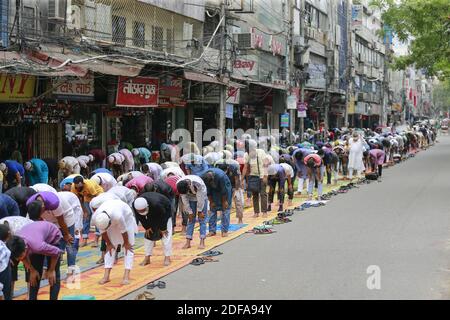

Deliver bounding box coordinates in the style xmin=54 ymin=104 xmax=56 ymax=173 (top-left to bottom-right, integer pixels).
xmin=122 ymin=279 xmax=130 ymax=285
xmin=198 ymin=240 xmax=205 ymax=249
xmin=262 ymin=213 xmax=268 ymax=218
xmin=164 ymin=257 xmax=171 ymax=266
xmin=98 ymin=278 xmax=110 ymax=285
xmin=140 ymin=257 xmax=151 ymax=266
xmin=66 ymin=274 xmax=75 ymax=284
xmin=207 ymin=232 xmax=216 ymax=237
xmin=221 ymin=232 xmax=228 ymax=237
xmin=238 ymin=219 xmax=243 ymax=224
xmin=182 ymin=241 xmax=191 ymax=249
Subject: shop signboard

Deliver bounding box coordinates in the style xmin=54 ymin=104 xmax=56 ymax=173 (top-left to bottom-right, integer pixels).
xmin=226 ymin=86 xmax=240 ymax=104
xmin=116 ymin=76 xmax=159 ymax=107
xmin=225 ymin=103 xmax=234 ymax=119
xmin=233 ymin=55 xmax=258 ymax=77
xmin=280 ymin=113 xmax=289 ymax=127
xmin=53 ymin=73 xmax=95 ymax=101
xmin=0 ymin=74 xmax=36 ymax=102
xmin=298 ymin=110 xmax=307 ymax=118
xmin=352 ymin=5 xmax=363 ymax=27
xmin=159 ymin=76 xmax=182 ymax=97
xmin=287 ymin=95 xmax=297 ymax=110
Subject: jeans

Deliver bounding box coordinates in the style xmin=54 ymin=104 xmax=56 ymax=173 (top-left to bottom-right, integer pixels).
xmin=27 ymin=253 xmax=61 ymax=300
xmin=0 ymin=263 xmax=12 ymax=300
xmin=268 ymin=177 xmax=286 ymax=205
xmin=82 ymin=202 xmax=99 ymax=239
xmin=208 ymin=207 xmax=231 ymax=234
xmin=307 ymin=166 xmax=325 ymax=197
xmin=186 ymin=200 xmax=208 ymax=240
xmin=60 ymin=225 xmax=79 ymax=268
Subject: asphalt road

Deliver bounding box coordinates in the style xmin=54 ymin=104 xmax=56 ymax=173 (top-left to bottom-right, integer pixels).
xmin=123 ymin=135 xmax=450 ymax=300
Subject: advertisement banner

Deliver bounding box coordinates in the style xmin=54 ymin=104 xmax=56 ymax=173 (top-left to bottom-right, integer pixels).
xmin=352 ymin=5 xmax=363 ymax=27
xmin=0 ymin=74 xmax=36 ymax=102
xmin=280 ymin=113 xmax=289 ymax=127
xmin=226 ymin=86 xmax=240 ymax=104
xmin=116 ymin=76 xmax=159 ymax=107
xmin=53 ymin=73 xmax=95 ymax=101
xmin=233 ymin=55 xmax=258 ymax=77
xmin=225 ymin=103 xmax=234 ymax=119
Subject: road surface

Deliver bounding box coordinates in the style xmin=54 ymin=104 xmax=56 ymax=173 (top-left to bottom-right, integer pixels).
xmin=123 ymin=135 xmax=450 ymax=300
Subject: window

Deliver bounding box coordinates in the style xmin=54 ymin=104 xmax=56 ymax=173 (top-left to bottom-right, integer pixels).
xmin=166 ymin=28 xmax=174 ymax=53
xmin=133 ymin=21 xmax=145 ymax=48
xmin=23 ymin=6 xmax=35 ymax=34
xmin=152 ymin=26 xmax=163 ymax=51
xmin=112 ymin=15 xmax=126 ymax=45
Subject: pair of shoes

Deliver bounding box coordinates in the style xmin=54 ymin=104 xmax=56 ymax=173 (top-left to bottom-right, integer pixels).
xmin=135 ymin=291 xmax=155 ymax=300
xmin=147 ymin=281 xmax=166 ymax=289
xmin=200 ymin=250 xmax=223 ymax=257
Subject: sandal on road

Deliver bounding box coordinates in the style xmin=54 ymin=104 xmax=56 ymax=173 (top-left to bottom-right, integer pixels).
xmin=147 ymin=281 xmax=166 ymax=289
xmin=200 ymin=250 xmax=223 ymax=257
xmin=191 ymin=258 xmax=205 ymax=266
xmin=253 ymin=227 xmax=275 ymax=234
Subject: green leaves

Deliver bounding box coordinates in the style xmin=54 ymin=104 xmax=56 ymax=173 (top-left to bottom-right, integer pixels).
xmin=372 ymin=0 xmax=450 ymax=79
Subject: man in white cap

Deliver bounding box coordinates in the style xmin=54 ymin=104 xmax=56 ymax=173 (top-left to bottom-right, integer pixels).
xmin=91 ymin=172 xmax=117 ymax=192
xmin=133 ymin=193 xmax=172 ymax=266
xmin=24 ymin=158 xmax=49 ymax=186
xmin=142 ymin=162 xmax=163 ymax=181
xmin=90 ymin=192 xmax=122 ymax=265
xmin=107 ymin=152 xmax=126 ymax=178
xmin=76 ymin=155 xmax=94 ymax=177
xmin=119 ymin=149 xmax=135 ymax=172
xmin=107 ymin=186 xmax=138 ymax=208
xmin=161 ymin=161 xmax=181 ymax=170
xmin=59 ymin=156 xmax=80 ymax=178
xmin=93 ymin=199 xmax=137 ymax=285
xmin=176 ymin=175 xmax=208 ymax=249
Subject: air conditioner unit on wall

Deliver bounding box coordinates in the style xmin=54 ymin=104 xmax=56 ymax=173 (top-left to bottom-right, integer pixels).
xmin=234 ymin=33 xmax=254 ymax=50
xmin=48 ymin=0 xmax=71 ymax=21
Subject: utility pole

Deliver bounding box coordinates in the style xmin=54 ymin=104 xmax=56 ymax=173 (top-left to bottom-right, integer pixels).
xmin=344 ymin=0 xmax=352 ymax=128
xmin=287 ymin=0 xmax=295 ymax=144
xmin=218 ymin=0 xmax=227 ymax=146
xmin=299 ymin=0 xmax=307 ymax=142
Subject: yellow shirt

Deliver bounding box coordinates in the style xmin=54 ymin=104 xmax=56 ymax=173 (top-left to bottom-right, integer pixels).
xmin=0 ymin=170 xmax=3 ymax=182
xmin=71 ymin=179 xmax=104 ymax=203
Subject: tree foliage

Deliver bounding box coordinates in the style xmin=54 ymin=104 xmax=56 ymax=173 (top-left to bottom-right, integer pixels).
xmin=372 ymin=0 xmax=450 ymax=79
xmin=433 ymin=79 xmax=450 ymax=113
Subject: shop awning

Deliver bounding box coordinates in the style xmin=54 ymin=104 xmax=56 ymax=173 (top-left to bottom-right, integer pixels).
xmin=184 ymin=70 xmax=222 ymax=84
xmin=249 ymin=81 xmax=288 ymax=91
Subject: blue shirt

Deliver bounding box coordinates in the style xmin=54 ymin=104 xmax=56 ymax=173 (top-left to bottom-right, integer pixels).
xmin=26 ymin=158 xmax=49 ymax=186
xmin=0 ymin=194 xmax=20 ymax=219
xmin=201 ymin=168 xmax=232 ymax=209
xmin=5 ymin=160 xmax=24 ymax=184
xmin=139 ymin=148 xmax=152 ymax=164
xmin=92 ymin=168 xmax=113 ymax=176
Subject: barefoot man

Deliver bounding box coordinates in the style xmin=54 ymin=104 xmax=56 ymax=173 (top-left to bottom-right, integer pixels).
xmin=133 ymin=192 xmax=172 ymax=267
xmin=176 ymin=175 xmax=208 ymax=249
xmin=93 ymin=199 xmax=137 ymax=285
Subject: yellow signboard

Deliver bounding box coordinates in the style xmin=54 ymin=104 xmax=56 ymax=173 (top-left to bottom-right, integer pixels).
xmin=347 ymin=96 xmax=355 ymax=114
xmin=0 ymin=74 xmax=36 ymax=102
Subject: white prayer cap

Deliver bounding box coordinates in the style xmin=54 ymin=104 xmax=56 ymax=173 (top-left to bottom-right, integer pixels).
xmin=91 ymin=175 xmax=101 ymax=186
xmin=107 ymin=156 xmax=115 ymax=164
xmin=0 ymin=163 xmax=6 ymax=172
xmin=24 ymin=162 xmax=32 ymax=171
xmin=94 ymin=211 xmax=111 ymax=231
xmin=132 ymin=148 xmax=140 ymax=156
xmin=133 ymin=197 xmax=148 ymax=215
xmin=88 ymin=154 xmax=94 ymax=162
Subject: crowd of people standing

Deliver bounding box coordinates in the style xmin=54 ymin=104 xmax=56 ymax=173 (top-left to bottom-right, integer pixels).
xmin=0 ymin=122 xmax=437 ymax=300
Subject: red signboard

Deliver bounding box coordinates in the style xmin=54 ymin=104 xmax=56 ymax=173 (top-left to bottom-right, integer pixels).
xmin=116 ymin=76 xmax=159 ymax=107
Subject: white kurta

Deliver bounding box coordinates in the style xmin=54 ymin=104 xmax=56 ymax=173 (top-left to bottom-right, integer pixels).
xmin=91 ymin=172 xmax=117 ymax=192
xmin=93 ymin=200 xmax=137 ymax=246
xmin=348 ymin=138 xmax=365 ymax=172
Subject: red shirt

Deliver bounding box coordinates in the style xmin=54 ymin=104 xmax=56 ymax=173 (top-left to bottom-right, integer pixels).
xmin=303 ymin=153 xmax=322 ymax=167
xmin=89 ymin=149 xmax=106 ymax=162
xmin=164 ymin=176 xmax=180 ymax=196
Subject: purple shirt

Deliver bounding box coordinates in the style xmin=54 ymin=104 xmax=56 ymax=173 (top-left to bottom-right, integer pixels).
xmin=26 ymin=192 xmax=60 ymax=211
xmin=17 ymin=221 xmax=63 ymax=257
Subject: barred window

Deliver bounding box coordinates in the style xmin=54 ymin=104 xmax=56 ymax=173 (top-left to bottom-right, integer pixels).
xmin=133 ymin=21 xmax=145 ymax=48
xmin=166 ymin=28 xmax=174 ymax=53
xmin=112 ymin=15 xmax=126 ymax=45
xmin=152 ymin=26 xmax=164 ymax=51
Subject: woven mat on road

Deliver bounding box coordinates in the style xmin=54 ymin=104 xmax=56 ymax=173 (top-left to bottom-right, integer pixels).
xmin=15 ymin=181 xmax=350 ymax=300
